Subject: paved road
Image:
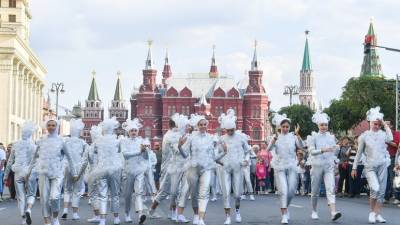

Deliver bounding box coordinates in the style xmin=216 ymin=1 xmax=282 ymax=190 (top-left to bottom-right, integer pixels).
xmin=1 ymin=194 xmax=400 ymax=225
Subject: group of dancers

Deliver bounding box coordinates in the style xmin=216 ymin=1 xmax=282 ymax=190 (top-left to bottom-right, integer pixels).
xmin=2 ymin=106 xmax=394 ymax=225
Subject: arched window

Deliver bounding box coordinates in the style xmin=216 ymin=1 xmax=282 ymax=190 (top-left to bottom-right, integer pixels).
xmin=253 ymin=128 xmax=261 ymax=140
xmin=144 ymin=126 xmax=151 ymax=138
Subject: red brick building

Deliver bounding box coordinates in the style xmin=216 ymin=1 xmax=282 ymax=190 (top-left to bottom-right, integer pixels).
xmin=131 ymin=42 xmax=271 ymax=146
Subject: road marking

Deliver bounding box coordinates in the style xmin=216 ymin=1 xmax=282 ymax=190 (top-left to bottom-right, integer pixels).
xmin=290 ymin=204 xmax=304 ymax=208
xmin=0 ymin=207 xmax=6 ymax=211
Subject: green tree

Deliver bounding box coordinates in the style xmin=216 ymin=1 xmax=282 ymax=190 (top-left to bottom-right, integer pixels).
xmin=278 ymin=104 xmax=317 ymax=138
xmin=325 ymin=76 xmax=395 ymax=133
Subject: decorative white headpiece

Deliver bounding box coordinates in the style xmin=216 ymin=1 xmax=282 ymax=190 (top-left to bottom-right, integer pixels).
xmin=218 ymin=109 xmax=237 ymax=129
xmin=272 ymin=113 xmax=290 ymax=127
xmin=171 ymin=113 xmax=189 ymax=134
xmin=100 ymin=117 xmax=119 ymax=132
xmin=90 ymin=125 xmax=102 ymax=140
xmin=70 ymin=119 xmax=84 ymax=132
xmin=122 ymin=118 xmax=142 ymax=132
xmin=142 ymin=138 xmax=151 ymax=146
xmin=22 ymin=121 xmax=38 ymax=135
xmin=189 ymin=114 xmax=206 ymax=128
xmin=312 ymin=112 xmax=330 ymax=124
xmin=366 ymin=106 xmax=384 ymax=121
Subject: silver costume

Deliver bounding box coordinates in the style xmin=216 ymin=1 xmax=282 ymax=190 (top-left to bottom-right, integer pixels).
xmin=91 ymin=133 xmax=123 ymax=215
xmin=63 ymin=136 xmax=87 ymax=209
xmin=267 ymin=132 xmax=301 ymax=208
xmin=179 ymin=131 xmax=224 ymax=213
xmin=4 ymin=137 xmax=38 ymax=217
xmin=218 ymin=131 xmax=250 ymax=209
xmin=353 ymin=127 xmax=392 ymax=203
xmin=144 ymin=148 xmax=157 ymax=195
xmin=120 ymin=136 xmax=148 ymax=215
xmin=307 ymin=131 xmax=339 ymax=209
xmin=29 ymin=133 xmax=76 ymax=218
xmin=242 ymin=148 xmax=256 ymax=195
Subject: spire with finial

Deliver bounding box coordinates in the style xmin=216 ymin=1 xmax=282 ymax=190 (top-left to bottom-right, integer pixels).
xmin=209 ymin=44 xmax=218 ymax=78
xmin=145 ymin=39 xmax=154 ymax=70
xmin=360 ymin=18 xmax=383 ymax=77
xmin=88 ymin=70 xmax=100 ymax=101
xmin=162 ymin=48 xmax=172 ymax=84
xmin=113 ymin=71 xmax=123 ymax=101
xmin=301 ymin=30 xmax=312 ymax=72
xmin=251 ymin=40 xmax=260 ymax=71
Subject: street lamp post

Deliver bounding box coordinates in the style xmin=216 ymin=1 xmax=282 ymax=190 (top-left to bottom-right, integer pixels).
xmin=50 ymin=82 xmax=65 ymax=119
xmin=283 ymin=85 xmax=299 ymax=106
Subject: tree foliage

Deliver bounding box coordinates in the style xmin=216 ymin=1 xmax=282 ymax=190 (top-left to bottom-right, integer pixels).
xmin=325 ymin=76 xmax=395 ymax=133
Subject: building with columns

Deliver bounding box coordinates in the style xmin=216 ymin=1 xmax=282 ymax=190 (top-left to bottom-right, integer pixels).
xmin=0 ymin=0 xmax=46 ymax=143
xmin=299 ymin=31 xmax=316 ymax=110
xmin=131 ymin=41 xmax=271 ymax=146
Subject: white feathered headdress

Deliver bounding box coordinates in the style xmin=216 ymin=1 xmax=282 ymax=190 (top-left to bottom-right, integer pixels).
xmin=100 ymin=117 xmax=119 ymax=132
xmin=70 ymin=119 xmax=84 ymax=132
xmin=90 ymin=125 xmax=102 ymax=140
xmin=312 ymin=112 xmax=330 ymax=124
xmin=366 ymin=106 xmax=384 ymax=121
xmin=22 ymin=121 xmax=38 ymax=135
xmin=122 ymin=118 xmax=142 ymax=131
xmin=218 ymin=109 xmax=237 ymax=129
xmin=271 ymin=113 xmax=290 ymax=127
xmin=189 ymin=114 xmax=206 ymax=128
xmin=172 ymin=113 xmax=189 ymax=134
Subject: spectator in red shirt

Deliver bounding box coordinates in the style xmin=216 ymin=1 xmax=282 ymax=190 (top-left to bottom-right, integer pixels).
xmin=384 ymin=120 xmax=400 ymax=202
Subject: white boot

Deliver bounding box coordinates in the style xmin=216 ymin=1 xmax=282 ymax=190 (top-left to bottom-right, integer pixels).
xmin=113 ymin=216 xmax=121 ymax=225
xmin=72 ymin=213 xmax=80 ymax=220
xmin=99 ymin=218 xmax=106 ymax=225
xmin=281 ymin=214 xmax=288 ymax=224
xmin=224 ymin=216 xmax=231 ymax=225
xmin=52 ymin=218 xmax=60 ymax=225
xmin=235 ymin=212 xmax=242 ymax=223
xmin=369 ymin=212 xmax=376 ymax=224
xmin=249 ymin=195 xmax=255 ymax=201
xmin=125 ymin=214 xmax=133 ymax=223
xmin=193 ymin=215 xmax=200 ymax=225
xmin=171 ymin=210 xmax=178 ymax=221
xmin=177 ymin=215 xmax=190 ymax=223
xmin=311 ymin=211 xmax=319 ymax=220
xmin=198 ymin=219 xmax=206 ymax=225
xmin=375 ymin=214 xmax=386 ymax=223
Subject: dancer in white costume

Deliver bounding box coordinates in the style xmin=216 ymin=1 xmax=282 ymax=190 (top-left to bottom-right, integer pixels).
xmin=178 ymin=114 xmax=227 ymax=225
xmin=351 ymin=107 xmax=393 ymax=223
xmin=241 ymin=136 xmax=256 ymax=201
xmin=27 ymin=119 xmax=77 ymax=225
xmin=4 ymin=121 xmax=38 ymax=225
xmin=143 ymin=138 xmax=157 ymax=200
xmin=79 ymin=125 xmax=102 ymax=223
xmin=217 ymin=109 xmax=251 ymax=225
xmin=307 ymin=112 xmax=342 ymax=221
xmin=61 ymin=119 xmax=88 ymax=220
xmin=267 ymin=114 xmax=302 ymax=224
xmin=120 ymin=118 xmax=147 ymax=224
xmin=91 ymin=117 xmax=123 ymax=225
xmin=149 ymin=114 xmax=189 ymax=222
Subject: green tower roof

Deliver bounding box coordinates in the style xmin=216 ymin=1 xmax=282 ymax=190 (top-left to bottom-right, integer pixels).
xmin=360 ymin=21 xmax=383 ymax=77
xmin=88 ymin=72 xmax=100 ymax=101
xmin=113 ymin=73 xmax=123 ymax=101
xmin=301 ymin=36 xmax=312 ymax=72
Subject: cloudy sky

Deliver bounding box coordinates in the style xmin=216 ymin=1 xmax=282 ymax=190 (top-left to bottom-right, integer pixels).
xmin=29 ymin=0 xmax=400 ymax=114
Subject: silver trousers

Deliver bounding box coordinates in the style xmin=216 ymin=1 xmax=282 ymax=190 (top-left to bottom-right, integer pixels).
xmin=88 ymin=179 xmax=99 ymax=211
xmin=177 ymin=172 xmax=197 ymax=208
xmin=218 ymin=167 xmax=243 ymax=209
xmin=97 ymin=170 xmax=122 ymax=215
xmin=155 ymin=171 xmax=184 ymax=207
xmin=14 ymin=175 xmax=38 ymax=217
xmin=310 ymin=165 xmax=336 ymax=209
xmin=274 ymin=168 xmax=298 ymax=208
xmin=124 ymin=172 xmax=145 ymax=214
xmin=63 ymin=173 xmax=84 ymax=208
xmin=144 ymin=168 xmax=157 ymax=195
xmin=365 ymin=164 xmax=388 ymax=203
xmin=38 ymin=175 xmax=63 ymax=218
xmin=242 ymin=166 xmax=254 ymax=194
xmin=210 ymin=169 xmax=221 ymax=196
xmin=186 ymin=168 xmax=212 ymax=212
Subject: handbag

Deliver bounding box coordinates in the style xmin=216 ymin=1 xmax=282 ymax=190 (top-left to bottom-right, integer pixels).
xmin=394 ymin=174 xmax=400 ymax=189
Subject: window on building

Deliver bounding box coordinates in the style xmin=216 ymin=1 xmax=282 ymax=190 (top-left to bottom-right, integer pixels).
xmin=253 ymin=128 xmax=261 ymax=140
xmin=144 ymin=126 xmax=151 ymax=138
xmin=144 ymin=106 xmax=148 ymax=115
xmin=149 ymin=106 xmax=153 ymax=114
xmin=9 ymin=14 xmax=16 ymax=22
xmin=9 ymin=0 xmax=16 ymax=8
